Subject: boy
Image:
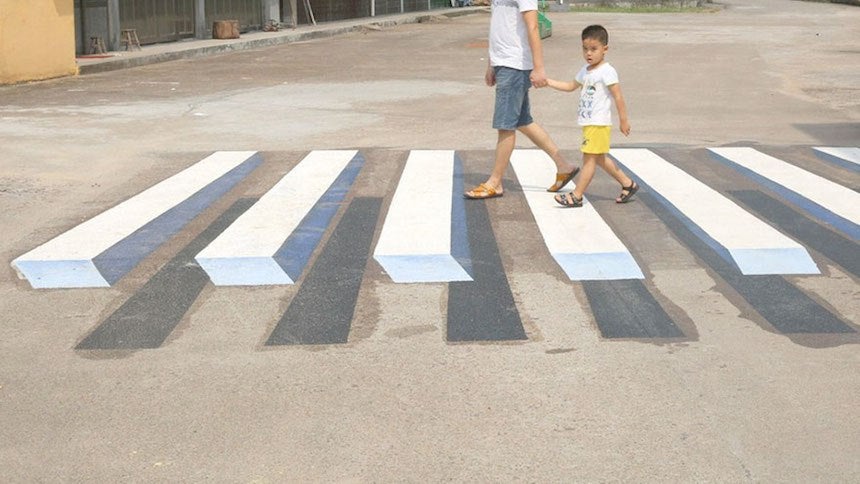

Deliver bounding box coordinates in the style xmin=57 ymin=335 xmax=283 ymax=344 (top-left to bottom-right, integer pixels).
xmin=546 ymin=24 xmax=638 ymax=207
xmin=464 ymin=0 xmax=579 ymax=200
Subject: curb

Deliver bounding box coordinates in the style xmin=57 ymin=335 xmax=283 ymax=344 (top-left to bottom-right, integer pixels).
xmin=78 ymin=8 xmax=483 ymax=75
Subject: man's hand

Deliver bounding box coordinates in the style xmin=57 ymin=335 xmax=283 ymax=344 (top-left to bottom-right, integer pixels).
xmin=620 ymin=119 xmax=631 ymax=136
xmin=530 ymin=67 xmax=547 ymax=88
xmin=485 ymin=65 xmax=496 ymax=87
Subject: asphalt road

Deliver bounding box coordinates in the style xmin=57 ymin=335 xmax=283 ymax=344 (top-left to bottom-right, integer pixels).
xmin=1 ymin=0 xmax=858 ymax=480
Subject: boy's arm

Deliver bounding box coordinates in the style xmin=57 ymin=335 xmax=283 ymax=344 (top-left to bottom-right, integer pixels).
xmin=609 ymin=83 xmax=631 ymax=136
xmin=521 ymin=10 xmax=546 ymax=87
xmin=546 ymin=78 xmax=581 ymax=92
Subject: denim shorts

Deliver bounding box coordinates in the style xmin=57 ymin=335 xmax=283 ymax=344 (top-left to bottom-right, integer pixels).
xmin=492 ymin=66 xmax=533 ymax=130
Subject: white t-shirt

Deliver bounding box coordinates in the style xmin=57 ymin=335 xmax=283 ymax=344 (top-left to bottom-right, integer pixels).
xmin=575 ymin=62 xmax=619 ymax=126
xmin=488 ymin=0 xmax=538 ymax=70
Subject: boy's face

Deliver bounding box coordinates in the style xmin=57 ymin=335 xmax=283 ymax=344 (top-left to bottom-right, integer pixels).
xmin=582 ymin=37 xmax=608 ymax=67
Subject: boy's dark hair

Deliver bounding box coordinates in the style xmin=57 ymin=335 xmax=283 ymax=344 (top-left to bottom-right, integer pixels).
xmin=582 ymin=24 xmax=609 ymax=45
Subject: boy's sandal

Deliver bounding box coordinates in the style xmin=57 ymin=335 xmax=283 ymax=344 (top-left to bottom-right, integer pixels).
xmin=616 ymin=181 xmax=639 ymax=203
xmin=546 ymin=167 xmax=580 ymax=192
xmin=464 ymin=183 xmax=503 ymax=199
xmin=554 ymin=192 xmax=583 ymax=208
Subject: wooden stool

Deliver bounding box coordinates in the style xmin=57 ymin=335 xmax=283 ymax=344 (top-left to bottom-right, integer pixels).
xmin=121 ymin=29 xmax=142 ymax=51
xmin=88 ymin=36 xmax=106 ymax=54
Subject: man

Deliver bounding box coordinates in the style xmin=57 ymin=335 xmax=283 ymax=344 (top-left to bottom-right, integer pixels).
xmin=464 ymin=0 xmax=578 ymax=199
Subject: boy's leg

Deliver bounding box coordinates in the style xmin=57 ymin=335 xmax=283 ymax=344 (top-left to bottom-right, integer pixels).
xmin=555 ymin=153 xmax=598 ymax=205
xmin=573 ymin=153 xmax=600 ymax=199
xmin=595 ymin=155 xmax=633 ymax=187
xmin=595 ymin=155 xmax=638 ymax=202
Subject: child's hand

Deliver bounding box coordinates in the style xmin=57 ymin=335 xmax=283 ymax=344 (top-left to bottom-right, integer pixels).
xmin=620 ymin=120 xmax=631 ymax=136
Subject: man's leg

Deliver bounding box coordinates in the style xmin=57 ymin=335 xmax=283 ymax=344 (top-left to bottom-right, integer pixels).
xmin=465 ymin=67 xmax=525 ymax=198
xmin=465 ymin=129 xmax=515 ymax=198
xmin=518 ymin=122 xmax=577 ymax=175
xmin=488 ymin=129 xmax=516 ymax=190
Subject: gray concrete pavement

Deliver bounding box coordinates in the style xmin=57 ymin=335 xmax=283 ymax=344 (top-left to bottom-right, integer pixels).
xmin=1 ymin=0 xmax=859 ymax=481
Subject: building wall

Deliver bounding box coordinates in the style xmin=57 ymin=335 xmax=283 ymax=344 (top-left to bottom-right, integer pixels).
xmin=0 ymin=0 xmax=78 ymax=84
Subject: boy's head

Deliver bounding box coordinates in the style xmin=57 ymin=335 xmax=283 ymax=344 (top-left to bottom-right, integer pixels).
xmin=581 ymin=25 xmax=609 ymax=67
xmin=582 ymin=25 xmax=609 ymax=46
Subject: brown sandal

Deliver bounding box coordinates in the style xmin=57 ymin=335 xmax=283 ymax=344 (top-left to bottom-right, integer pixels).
xmin=546 ymin=167 xmax=580 ymax=192
xmin=464 ymin=183 xmax=503 ymax=199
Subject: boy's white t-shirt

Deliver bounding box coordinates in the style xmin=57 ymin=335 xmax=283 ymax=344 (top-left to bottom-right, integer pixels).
xmin=575 ymin=62 xmax=619 ymax=126
xmin=488 ymin=0 xmax=538 ymax=70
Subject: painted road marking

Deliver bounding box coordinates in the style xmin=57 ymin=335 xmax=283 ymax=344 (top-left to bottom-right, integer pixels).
xmin=373 ymin=150 xmax=472 ymax=283
xmin=195 ymin=150 xmax=363 ymax=285
xmin=510 ymin=150 xmax=643 ymax=280
xmin=583 ymin=280 xmax=683 ymax=339
xmin=447 ymin=177 xmax=526 ymax=343
xmin=730 ymin=190 xmax=859 ymax=278
xmin=709 ymin=147 xmax=860 ymax=240
xmin=14 ymin=147 xmax=859 ymax=349
xmin=642 ymin=190 xmax=853 ymax=334
xmin=77 ymin=199 xmax=257 ymax=350
xmin=813 ymin=146 xmax=860 ymax=171
xmin=611 ymin=148 xmax=819 ymax=275
xmin=266 ymin=198 xmax=380 ymax=346
xmin=12 ymin=151 xmax=261 ymax=289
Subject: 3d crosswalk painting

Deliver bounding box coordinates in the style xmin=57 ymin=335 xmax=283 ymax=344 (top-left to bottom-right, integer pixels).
xmin=10 ymin=146 xmax=859 ymax=349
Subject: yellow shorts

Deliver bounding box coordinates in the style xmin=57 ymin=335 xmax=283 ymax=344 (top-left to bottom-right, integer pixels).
xmin=581 ymin=125 xmax=611 ymax=154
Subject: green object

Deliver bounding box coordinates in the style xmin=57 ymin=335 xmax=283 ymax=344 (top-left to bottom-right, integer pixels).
xmin=538 ymin=11 xmax=552 ymax=39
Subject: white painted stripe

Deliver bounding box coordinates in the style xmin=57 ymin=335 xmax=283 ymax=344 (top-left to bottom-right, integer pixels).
xmin=612 ymin=148 xmax=819 ymax=275
xmin=710 ymin=147 xmax=860 ymax=228
xmin=373 ymin=150 xmax=472 ymax=283
xmin=11 ymin=151 xmax=258 ymax=288
xmin=510 ymin=150 xmax=643 ymax=280
xmin=195 ymin=150 xmax=357 ymax=286
xmin=813 ymin=147 xmax=860 ymax=166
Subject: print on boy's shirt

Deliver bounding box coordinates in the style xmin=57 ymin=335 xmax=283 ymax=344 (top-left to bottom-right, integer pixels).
xmin=579 ymin=85 xmax=597 ymax=121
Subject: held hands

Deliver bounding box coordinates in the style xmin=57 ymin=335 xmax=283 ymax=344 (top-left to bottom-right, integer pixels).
xmin=530 ymin=67 xmax=548 ymax=88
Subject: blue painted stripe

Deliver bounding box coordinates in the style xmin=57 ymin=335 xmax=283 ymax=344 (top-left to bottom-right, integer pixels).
xmin=709 ymin=151 xmax=860 ymax=241
xmin=272 ymin=152 xmax=365 ymax=281
xmin=553 ymin=252 xmax=644 ymax=281
xmin=812 ymin=148 xmax=860 ymax=173
xmin=77 ymin=199 xmax=257 ymax=350
xmin=450 ymin=153 xmax=473 ymax=278
xmin=267 ymin=197 xmax=380 ymax=345
xmin=731 ymin=190 xmax=860 ymax=278
xmin=610 ymin=160 xmax=742 ymax=273
xmin=92 ymin=153 xmax=262 ymax=284
xmin=11 ymin=260 xmax=107 ymax=289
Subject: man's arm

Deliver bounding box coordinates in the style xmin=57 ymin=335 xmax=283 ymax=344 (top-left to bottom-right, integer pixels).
xmin=522 ymin=10 xmax=546 ymax=88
